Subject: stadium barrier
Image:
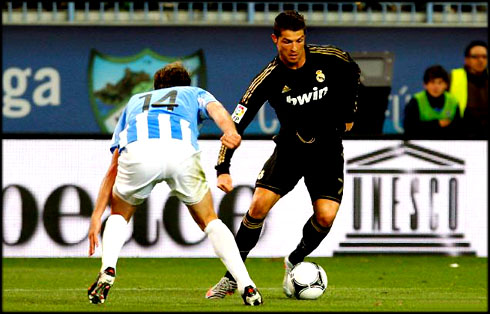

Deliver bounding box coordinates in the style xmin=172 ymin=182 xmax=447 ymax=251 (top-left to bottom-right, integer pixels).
xmin=3 ymin=1 xmax=487 ymax=27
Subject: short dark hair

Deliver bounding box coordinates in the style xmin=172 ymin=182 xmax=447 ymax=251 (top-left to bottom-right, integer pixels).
xmin=153 ymin=61 xmax=191 ymax=89
xmin=273 ymin=10 xmax=306 ymax=38
xmin=423 ymin=65 xmax=449 ymax=85
xmin=464 ymin=40 xmax=487 ymax=57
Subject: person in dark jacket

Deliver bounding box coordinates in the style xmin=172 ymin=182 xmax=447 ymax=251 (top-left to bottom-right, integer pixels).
xmin=449 ymin=40 xmax=488 ymax=139
xmin=404 ymin=65 xmax=462 ymax=138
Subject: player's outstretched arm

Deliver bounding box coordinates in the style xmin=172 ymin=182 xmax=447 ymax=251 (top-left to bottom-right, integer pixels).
xmin=88 ymin=149 xmax=119 ymax=256
xmin=207 ymin=101 xmax=240 ymax=193
xmin=207 ymin=101 xmax=241 ymax=149
xmin=217 ymin=173 xmax=234 ymax=194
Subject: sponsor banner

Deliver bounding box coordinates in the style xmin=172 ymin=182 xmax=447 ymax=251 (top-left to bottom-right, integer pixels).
xmin=2 ymin=140 xmax=487 ymax=257
xmin=337 ymin=141 xmax=487 ymax=256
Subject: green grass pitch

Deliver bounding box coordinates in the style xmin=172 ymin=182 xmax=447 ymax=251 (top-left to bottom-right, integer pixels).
xmin=2 ymin=256 xmax=487 ymax=312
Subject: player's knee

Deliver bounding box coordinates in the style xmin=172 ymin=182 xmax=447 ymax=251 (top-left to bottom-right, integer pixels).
xmin=247 ymin=187 xmax=279 ymax=219
xmin=201 ymin=212 xmax=219 ymax=230
xmin=248 ymin=200 xmax=271 ymax=219
xmin=314 ymin=199 xmax=340 ymax=227
xmin=110 ymin=212 xmax=131 ymax=223
xmin=315 ymin=211 xmax=336 ymax=228
xmin=187 ymin=205 xmax=217 ymax=231
xmin=248 ymin=207 xmax=268 ymax=220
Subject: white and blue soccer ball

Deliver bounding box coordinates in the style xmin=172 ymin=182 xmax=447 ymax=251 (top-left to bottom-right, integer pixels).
xmin=286 ymin=261 xmax=328 ymax=300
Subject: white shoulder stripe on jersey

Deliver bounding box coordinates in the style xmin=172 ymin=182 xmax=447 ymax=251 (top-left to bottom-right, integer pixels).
xmin=180 ymin=119 xmax=192 ymax=144
xmin=135 ymin=112 xmax=149 ymax=140
xmin=158 ymin=114 xmax=171 ymax=139
xmin=118 ymin=128 xmax=128 ymax=150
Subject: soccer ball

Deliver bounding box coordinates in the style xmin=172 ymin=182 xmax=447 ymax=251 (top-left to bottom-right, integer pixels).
xmin=286 ymin=261 xmax=328 ymax=300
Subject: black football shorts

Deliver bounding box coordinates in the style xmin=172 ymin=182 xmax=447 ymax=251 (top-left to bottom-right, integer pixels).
xmin=255 ymin=137 xmax=344 ymax=204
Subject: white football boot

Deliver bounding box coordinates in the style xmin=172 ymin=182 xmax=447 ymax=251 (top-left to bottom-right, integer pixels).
xmin=283 ymin=256 xmax=294 ymax=298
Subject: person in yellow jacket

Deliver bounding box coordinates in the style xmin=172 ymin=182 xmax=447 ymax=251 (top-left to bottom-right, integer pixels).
xmin=404 ymin=65 xmax=463 ymax=138
xmin=449 ymin=40 xmax=488 ymax=138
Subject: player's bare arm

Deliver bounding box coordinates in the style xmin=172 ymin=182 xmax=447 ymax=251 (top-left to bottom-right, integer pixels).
xmin=207 ymin=101 xmax=241 ymax=193
xmin=88 ymin=149 xmax=119 ymax=256
xmin=207 ymin=101 xmax=242 ymax=149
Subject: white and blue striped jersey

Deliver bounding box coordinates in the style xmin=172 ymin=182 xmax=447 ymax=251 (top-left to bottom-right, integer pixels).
xmin=110 ymin=86 xmax=216 ymax=153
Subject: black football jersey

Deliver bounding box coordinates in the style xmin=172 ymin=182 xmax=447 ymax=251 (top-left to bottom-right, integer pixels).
xmin=216 ymin=44 xmax=361 ymax=175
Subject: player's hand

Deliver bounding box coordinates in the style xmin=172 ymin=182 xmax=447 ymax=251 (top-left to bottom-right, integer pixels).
xmin=220 ymin=132 xmax=241 ymax=149
xmin=88 ymin=217 xmax=102 ymax=256
xmin=217 ymin=173 xmax=234 ymax=193
xmin=439 ymin=119 xmax=451 ymax=127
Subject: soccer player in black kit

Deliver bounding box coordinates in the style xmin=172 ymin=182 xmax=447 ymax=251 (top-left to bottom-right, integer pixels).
xmin=205 ymin=10 xmax=360 ymax=299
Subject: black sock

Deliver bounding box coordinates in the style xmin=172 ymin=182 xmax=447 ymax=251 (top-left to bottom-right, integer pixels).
xmin=288 ymin=214 xmax=331 ymax=266
xmin=224 ymin=211 xmax=264 ymax=281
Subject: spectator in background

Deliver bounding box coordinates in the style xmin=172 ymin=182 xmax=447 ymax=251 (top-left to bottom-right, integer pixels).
xmin=404 ymin=65 xmax=462 ymax=138
xmin=449 ymin=40 xmax=488 ymax=139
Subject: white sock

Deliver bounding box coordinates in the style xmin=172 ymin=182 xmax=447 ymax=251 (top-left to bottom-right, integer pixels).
xmin=204 ymin=218 xmax=255 ymax=294
xmin=101 ymin=214 xmax=128 ymax=274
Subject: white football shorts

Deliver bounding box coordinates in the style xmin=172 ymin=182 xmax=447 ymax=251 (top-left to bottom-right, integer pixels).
xmin=112 ymin=138 xmax=209 ymax=206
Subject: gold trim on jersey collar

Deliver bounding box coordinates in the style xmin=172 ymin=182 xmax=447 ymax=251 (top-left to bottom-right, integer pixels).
xmin=296 ymin=131 xmax=315 ymax=144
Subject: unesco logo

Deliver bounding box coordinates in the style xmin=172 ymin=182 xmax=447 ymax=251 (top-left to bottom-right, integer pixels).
xmin=334 ymin=141 xmax=475 ymax=256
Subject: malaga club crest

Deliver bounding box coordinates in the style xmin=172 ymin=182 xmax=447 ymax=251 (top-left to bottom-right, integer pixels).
xmin=88 ymin=48 xmax=206 ymax=133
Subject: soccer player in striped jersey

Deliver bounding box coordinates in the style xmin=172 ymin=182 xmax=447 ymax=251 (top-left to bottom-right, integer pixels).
xmin=206 ymin=11 xmax=361 ymax=299
xmin=87 ymin=62 xmax=262 ymax=306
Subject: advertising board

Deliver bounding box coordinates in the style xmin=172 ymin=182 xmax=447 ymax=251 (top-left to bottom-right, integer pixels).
xmin=2 ymin=139 xmax=487 ymax=257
